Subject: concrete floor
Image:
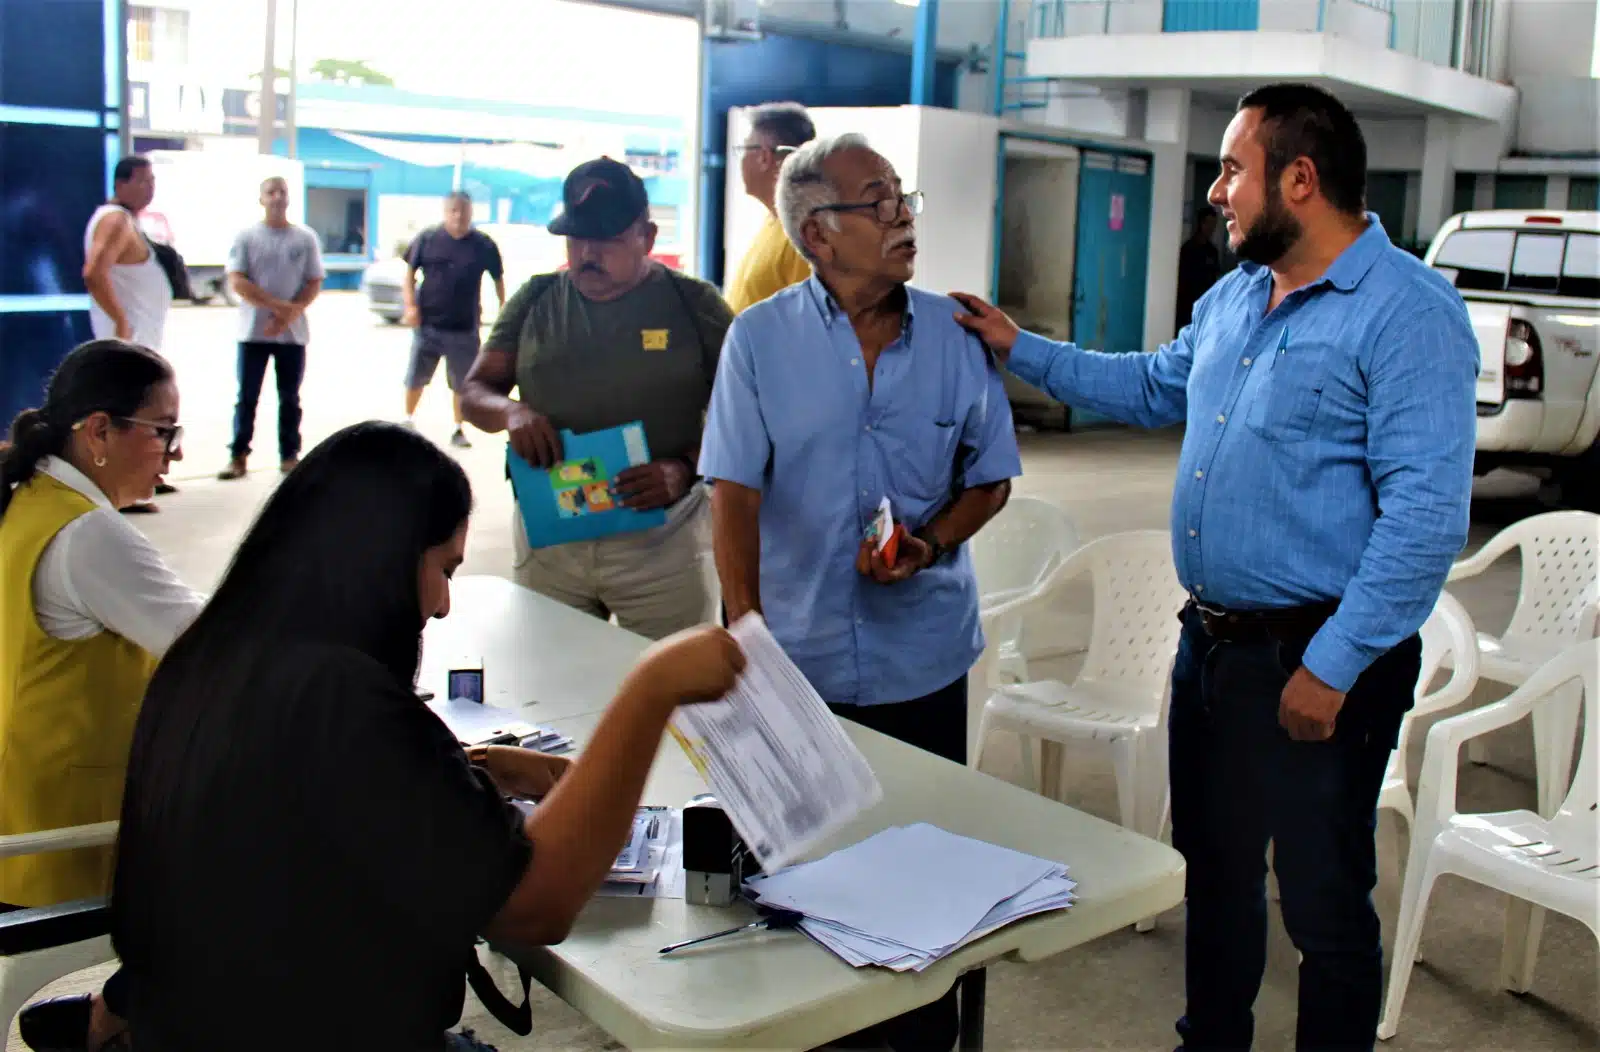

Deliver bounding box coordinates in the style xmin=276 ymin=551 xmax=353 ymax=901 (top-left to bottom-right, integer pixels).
xmin=10 ymin=295 xmax=1596 ymax=1051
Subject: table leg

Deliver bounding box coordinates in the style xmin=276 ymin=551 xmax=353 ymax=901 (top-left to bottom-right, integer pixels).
xmin=958 ymin=968 xmax=987 ymax=1052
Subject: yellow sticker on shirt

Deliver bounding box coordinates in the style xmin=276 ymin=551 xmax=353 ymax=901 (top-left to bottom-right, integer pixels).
xmin=641 ymin=329 xmax=670 ymax=351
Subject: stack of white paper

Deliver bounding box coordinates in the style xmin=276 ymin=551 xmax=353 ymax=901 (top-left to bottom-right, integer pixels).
xmin=743 ymin=823 xmax=1076 ymax=972
xmin=427 ymin=698 xmax=572 ymax=752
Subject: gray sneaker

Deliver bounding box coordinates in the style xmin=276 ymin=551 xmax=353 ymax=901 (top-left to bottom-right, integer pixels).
xmin=450 ymin=429 xmax=472 ymax=449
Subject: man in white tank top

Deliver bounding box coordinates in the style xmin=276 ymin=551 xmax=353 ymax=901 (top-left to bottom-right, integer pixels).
xmin=83 ymin=156 xmax=172 ymax=351
xmin=83 ymin=155 xmax=176 ymax=512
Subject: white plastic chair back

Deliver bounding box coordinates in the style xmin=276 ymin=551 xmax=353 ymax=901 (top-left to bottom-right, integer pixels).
xmin=971 ymin=497 xmax=1078 ymax=686
xmin=1378 ymin=639 xmax=1600 ymax=1040
xmin=1415 ymin=590 xmax=1481 ymax=722
xmin=1379 ymin=591 xmax=1481 ymax=852
xmin=1072 ymin=530 xmax=1185 ymax=710
xmin=970 ymin=496 xmax=1078 ymax=607
xmin=1497 ymin=512 xmax=1600 ymax=651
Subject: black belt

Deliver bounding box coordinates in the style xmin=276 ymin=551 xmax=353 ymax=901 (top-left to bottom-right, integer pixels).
xmin=1186 ymin=596 xmax=1339 ymax=644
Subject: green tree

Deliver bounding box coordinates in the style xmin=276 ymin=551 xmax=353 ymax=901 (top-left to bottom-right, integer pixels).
xmin=308 ymin=58 xmax=394 ymax=87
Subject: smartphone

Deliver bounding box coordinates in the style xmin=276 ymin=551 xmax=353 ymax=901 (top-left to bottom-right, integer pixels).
xmin=448 ymin=668 xmax=484 ymax=703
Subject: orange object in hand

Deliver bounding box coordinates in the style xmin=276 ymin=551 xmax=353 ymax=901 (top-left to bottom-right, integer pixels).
xmin=881 ymin=523 xmax=906 ymax=568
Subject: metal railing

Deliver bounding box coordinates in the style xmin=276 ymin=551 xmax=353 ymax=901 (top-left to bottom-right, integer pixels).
xmin=1017 ymin=0 xmax=1492 ymax=75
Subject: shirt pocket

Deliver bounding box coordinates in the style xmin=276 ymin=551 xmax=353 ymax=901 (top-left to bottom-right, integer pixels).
xmin=899 ymin=418 xmax=962 ymax=503
xmin=1245 ymin=346 xmax=1329 ymax=443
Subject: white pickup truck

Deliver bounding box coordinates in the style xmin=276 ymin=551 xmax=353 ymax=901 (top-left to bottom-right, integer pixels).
xmin=1425 ymin=210 xmax=1600 ymax=510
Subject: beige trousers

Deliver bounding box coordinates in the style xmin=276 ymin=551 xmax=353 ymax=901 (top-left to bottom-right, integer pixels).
xmin=512 ymin=484 xmax=713 ymax=641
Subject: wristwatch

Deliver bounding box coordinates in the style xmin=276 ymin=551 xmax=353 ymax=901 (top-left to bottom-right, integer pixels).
xmin=914 ymin=527 xmax=948 ymax=568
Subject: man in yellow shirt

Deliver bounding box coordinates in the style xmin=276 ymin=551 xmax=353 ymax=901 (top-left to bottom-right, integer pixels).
xmin=725 ymin=102 xmax=814 ymax=313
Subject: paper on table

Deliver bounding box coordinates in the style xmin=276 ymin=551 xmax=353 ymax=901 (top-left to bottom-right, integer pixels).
xmin=743 ymin=823 xmax=1076 ymax=972
xmin=427 ymin=698 xmax=537 ymax=746
xmin=668 ymin=615 xmax=882 ymax=872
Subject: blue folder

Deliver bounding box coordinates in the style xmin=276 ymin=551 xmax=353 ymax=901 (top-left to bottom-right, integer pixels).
xmin=507 ymin=421 xmax=666 ymax=549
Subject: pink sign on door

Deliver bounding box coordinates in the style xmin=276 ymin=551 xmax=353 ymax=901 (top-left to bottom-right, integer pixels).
xmin=1109 ymin=193 xmax=1126 ymax=232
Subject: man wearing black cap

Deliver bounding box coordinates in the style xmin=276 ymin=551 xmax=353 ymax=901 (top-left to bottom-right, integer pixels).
xmin=462 ymin=157 xmax=733 ymax=640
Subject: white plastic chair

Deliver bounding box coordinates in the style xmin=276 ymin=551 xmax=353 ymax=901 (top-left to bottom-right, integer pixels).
xmin=969 ymin=496 xmax=1079 ymax=686
xmin=1446 ymin=510 xmax=1600 ymax=815
xmin=0 ymin=822 xmax=119 ymax=1034
xmin=1377 ymin=590 xmax=1481 ymax=882
xmin=1377 ymin=638 xmax=1600 ymax=1041
xmin=973 ymin=530 xmax=1186 ymax=930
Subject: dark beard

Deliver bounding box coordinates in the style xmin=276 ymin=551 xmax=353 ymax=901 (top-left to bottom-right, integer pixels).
xmin=1235 ymin=184 xmax=1303 ymax=266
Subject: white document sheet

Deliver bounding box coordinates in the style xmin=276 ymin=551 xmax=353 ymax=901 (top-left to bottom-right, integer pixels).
xmin=668 ymin=615 xmax=882 ymax=872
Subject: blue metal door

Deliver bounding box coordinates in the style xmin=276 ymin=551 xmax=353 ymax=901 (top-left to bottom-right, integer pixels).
xmin=1072 ymin=153 xmax=1117 ymax=353
xmin=1109 ymin=155 xmax=1152 ymax=354
xmin=1070 ymin=151 xmax=1153 ymax=427
xmin=1163 ymin=0 xmax=1260 ymax=31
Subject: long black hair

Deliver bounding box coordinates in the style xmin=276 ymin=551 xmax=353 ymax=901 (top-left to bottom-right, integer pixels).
xmin=160 ymin=420 xmax=472 ymax=690
xmin=113 ymin=422 xmax=472 ymax=985
xmin=0 ymin=339 xmax=172 ymax=516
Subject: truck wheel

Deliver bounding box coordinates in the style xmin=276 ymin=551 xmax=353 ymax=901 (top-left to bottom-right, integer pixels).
xmin=1556 ymin=442 xmax=1600 ymax=512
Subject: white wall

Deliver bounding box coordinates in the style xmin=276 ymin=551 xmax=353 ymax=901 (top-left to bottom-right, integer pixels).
xmin=1517 ymin=76 xmax=1600 ymax=155
xmin=720 ymin=105 xmax=997 ymax=299
xmin=1504 ymin=0 xmax=1598 ymax=78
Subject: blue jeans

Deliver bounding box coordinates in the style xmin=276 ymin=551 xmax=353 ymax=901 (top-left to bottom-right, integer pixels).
xmin=444 ymin=1028 xmax=498 ymax=1051
xmin=231 ymin=341 xmax=305 ymax=461
xmin=1170 ymin=606 xmax=1419 ymax=1052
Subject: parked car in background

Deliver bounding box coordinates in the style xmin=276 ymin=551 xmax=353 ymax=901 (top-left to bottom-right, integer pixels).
xmin=1426 ymin=209 xmax=1600 ymax=510
xmin=361 ymin=222 xmax=684 ymax=325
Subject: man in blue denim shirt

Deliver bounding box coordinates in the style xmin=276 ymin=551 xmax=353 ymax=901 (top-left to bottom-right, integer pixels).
xmin=954 ymin=85 xmax=1477 ymax=1051
xmin=700 ymin=133 xmax=1021 ymax=1051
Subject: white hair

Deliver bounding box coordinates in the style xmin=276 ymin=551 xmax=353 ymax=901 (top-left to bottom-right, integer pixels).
xmin=775 ymin=132 xmax=873 ymax=264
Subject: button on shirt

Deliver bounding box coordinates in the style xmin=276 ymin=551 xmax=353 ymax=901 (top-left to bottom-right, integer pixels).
xmin=1005 ymin=216 xmax=1478 ymax=692
xmin=700 ymin=279 xmax=1023 ymax=706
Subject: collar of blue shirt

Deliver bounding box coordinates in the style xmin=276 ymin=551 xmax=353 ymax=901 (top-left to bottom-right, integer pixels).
xmin=803 ymin=275 xmax=916 ymax=337
xmin=1234 ymin=211 xmax=1389 ymax=293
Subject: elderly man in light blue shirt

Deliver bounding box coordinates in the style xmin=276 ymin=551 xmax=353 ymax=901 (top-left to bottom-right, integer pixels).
xmin=953 ymin=85 xmax=1477 ymax=1052
xmin=699 ymin=133 xmax=1021 ymax=1049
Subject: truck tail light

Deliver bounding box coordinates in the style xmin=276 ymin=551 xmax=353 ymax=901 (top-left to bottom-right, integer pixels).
xmin=1504 ymin=319 xmax=1543 ymax=398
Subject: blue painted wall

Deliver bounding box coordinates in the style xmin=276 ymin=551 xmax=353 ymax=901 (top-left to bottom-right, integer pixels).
xmin=0 ymin=0 xmax=111 ymax=424
xmin=278 ymin=128 xmax=691 ymax=287
xmin=699 ymin=33 xmax=960 ymax=286
xmin=1162 ymin=0 xmax=1260 ymax=31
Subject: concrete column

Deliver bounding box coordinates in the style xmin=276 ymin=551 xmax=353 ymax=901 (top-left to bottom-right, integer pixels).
xmin=1416 ymin=114 xmax=1455 ymax=241
xmin=1473 ymin=173 xmax=1496 ymax=210
xmin=1545 ymin=174 xmax=1571 ymax=209
xmin=1144 ymin=87 xmax=1190 ymax=349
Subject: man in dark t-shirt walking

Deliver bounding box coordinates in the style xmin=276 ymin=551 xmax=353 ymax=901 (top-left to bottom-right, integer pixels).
xmin=401 ymin=191 xmax=505 ymax=448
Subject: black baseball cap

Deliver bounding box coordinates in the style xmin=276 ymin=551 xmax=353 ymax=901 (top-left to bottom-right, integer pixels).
xmin=548 ymin=157 xmax=650 ymax=240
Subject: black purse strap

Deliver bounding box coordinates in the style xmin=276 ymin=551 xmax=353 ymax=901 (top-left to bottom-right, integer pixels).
xmin=465 ymin=948 xmax=535 ymax=1037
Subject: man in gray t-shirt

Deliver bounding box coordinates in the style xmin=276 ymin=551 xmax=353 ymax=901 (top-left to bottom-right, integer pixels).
xmin=219 ymin=175 xmax=325 ymax=480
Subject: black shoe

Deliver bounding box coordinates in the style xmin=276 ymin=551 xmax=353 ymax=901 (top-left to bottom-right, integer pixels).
xmin=18 ymin=993 xmax=91 ymax=1051
xmin=119 ymin=501 xmax=159 ymax=514
xmin=154 ymin=482 xmax=177 ymax=495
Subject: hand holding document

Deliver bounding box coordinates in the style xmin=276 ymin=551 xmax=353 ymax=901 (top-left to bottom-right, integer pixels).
xmin=669 ymin=615 xmax=882 ymax=872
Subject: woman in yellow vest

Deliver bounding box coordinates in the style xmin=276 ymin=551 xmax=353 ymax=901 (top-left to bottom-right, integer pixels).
xmin=1 ymin=339 xmax=202 ymax=1052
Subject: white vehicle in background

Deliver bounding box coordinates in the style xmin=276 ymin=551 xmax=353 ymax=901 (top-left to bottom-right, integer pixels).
xmin=1426 ymin=210 xmax=1600 ymax=510
xmin=360 ymin=222 xmax=683 ymax=325
xmin=139 ymin=150 xmax=306 ymax=305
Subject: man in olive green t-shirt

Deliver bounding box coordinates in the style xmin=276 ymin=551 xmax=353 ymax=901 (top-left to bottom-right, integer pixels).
xmin=462 ymin=157 xmax=732 ymax=640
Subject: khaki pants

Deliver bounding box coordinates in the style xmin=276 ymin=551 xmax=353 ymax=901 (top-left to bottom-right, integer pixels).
xmin=512 ymin=484 xmax=712 ymax=641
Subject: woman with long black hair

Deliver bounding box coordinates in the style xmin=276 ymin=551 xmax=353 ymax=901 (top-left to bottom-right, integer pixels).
xmin=106 ymin=421 xmax=743 ymax=1051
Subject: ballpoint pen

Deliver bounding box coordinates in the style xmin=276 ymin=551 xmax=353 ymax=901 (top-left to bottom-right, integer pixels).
xmin=658 ymin=909 xmax=804 ymax=955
